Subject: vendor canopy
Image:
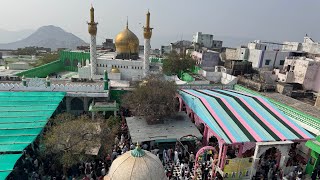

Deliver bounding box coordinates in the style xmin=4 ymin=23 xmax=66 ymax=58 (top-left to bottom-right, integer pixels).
xmin=126 ymin=112 xmax=202 ymax=143
xmin=0 ymin=91 xmax=65 ymax=179
xmin=179 ymin=89 xmax=314 ymax=144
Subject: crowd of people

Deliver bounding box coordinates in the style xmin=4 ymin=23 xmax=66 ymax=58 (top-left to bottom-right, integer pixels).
xmin=7 ymin=115 xmax=131 ymax=180
xmin=254 ymin=146 xmax=307 ymax=180
xmin=7 ymin=109 xmax=315 ymax=180
xmin=159 ymin=141 xmax=219 ymax=180
xmin=7 ymin=140 xmax=113 ymax=180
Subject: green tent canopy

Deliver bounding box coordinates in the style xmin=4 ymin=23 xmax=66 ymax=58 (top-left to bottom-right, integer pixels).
xmin=0 ymin=91 xmax=65 ymax=179
xmin=0 ymin=154 xmax=23 ymax=179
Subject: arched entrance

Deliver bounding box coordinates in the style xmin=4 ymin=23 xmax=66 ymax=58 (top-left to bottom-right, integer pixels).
xmin=255 ymin=147 xmax=281 ymax=179
xmin=70 ymin=97 xmax=84 ymax=115
xmin=250 ymin=141 xmax=292 ymax=179
xmin=194 ymin=146 xmax=219 ymax=179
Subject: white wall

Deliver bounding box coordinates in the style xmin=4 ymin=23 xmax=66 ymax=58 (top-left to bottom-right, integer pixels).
xmin=261 ymin=50 xmax=277 ymax=69
xmin=274 ymin=51 xmax=290 ymax=69
xmin=248 ymin=49 xmax=263 ymax=68
xmin=96 ymin=59 xmax=144 ymax=81
xmin=238 ymin=48 xmax=249 ymax=60
xmin=78 ymin=58 xmax=145 ymax=81
xmin=282 ymin=42 xmax=300 ymax=51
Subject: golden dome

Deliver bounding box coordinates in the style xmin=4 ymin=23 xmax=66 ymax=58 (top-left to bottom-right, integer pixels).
xmin=115 ymin=23 xmax=139 ymax=54
xmin=111 ymin=67 xmax=120 ymax=73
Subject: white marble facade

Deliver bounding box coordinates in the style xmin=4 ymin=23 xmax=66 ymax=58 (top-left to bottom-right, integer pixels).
xmin=78 ymin=53 xmax=145 ymax=81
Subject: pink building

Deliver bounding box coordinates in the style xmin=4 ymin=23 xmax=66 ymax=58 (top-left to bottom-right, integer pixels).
xmin=275 ymin=57 xmax=320 ymax=92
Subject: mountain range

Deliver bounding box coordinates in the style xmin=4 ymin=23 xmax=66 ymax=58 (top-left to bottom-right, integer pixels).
xmin=0 ymin=25 xmax=87 ymax=50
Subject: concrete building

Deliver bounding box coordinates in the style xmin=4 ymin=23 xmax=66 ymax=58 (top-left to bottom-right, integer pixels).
xmin=102 ymin=39 xmax=115 ymax=51
xmin=191 ymin=50 xmax=220 ymax=68
xmin=171 ymin=40 xmax=192 ymax=55
xmin=247 ymin=40 xmax=292 ymax=69
xmin=283 ymin=36 xmax=320 ymax=55
xmin=160 ymin=40 xmax=192 ymax=55
xmin=275 ymin=57 xmax=320 ymax=92
xmin=192 ymin=32 xmax=223 ymax=50
xmin=224 ymin=60 xmax=252 ymax=76
xmin=160 ymin=45 xmax=171 ymax=55
xmin=223 ymin=47 xmax=249 ymax=61
xmin=212 ymin=40 xmax=223 ymax=49
xmin=193 ymin=32 xmax=213 ymax=48
xmin=8 ymin=62 xmax=32 ymax=70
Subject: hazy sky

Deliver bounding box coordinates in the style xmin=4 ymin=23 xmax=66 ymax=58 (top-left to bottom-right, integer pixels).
xmin=1 ymin=0 xmax=320 ymax=48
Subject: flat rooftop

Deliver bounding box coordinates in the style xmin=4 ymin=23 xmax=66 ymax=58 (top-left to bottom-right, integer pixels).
xmin=126 ymin=112 xmax=202 ymax=143
xmin=0 ymin=66 xmax=24 ymax=76
xmin=261 ymin=92 xmax=320 ymax=119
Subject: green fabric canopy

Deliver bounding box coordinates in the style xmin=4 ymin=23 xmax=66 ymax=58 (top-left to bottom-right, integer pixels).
xmin=0 ymin=154 xmax=23 ymax=180
xmin=0 ymin=91 xmax=65 ymax=179
xmin=306 ymin=136 xmax=320 ymax=154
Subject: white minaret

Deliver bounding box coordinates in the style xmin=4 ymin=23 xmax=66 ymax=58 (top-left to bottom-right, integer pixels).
xmin=88 ymin=5 xmax=98 ymax=79
xmin=143 ymin=10 xmax=153 ymax=77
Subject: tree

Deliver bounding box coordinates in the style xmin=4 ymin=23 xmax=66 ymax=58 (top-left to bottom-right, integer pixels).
xmin=162 ymin=51 xmax=196 ymax=75
xmin=32 ymin=53 xmax=59 ymax=67
xmin=121 ymin=75 xmax=178 ymax=124
xmin=100 ymin=115 xmax=121 ymax=153
xmin=42 ymin=114 xmax=101 ymax=169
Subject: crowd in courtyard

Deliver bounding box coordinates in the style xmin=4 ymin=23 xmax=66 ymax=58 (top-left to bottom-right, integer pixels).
xmin=6 ymin=109 xmax=316 ymax=180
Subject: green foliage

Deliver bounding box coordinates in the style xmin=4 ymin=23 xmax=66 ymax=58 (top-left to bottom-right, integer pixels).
xmin=121 ymin=75 xmax=178 ymax=123
xmin=32 ymin=53 xmax=59 ymax=67
xmin=162 ymin=51 xmax=196 ymax=75
xmin=14 ymin=47 xmax=37 ymax=55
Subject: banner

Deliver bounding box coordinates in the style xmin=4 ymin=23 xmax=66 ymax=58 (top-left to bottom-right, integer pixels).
xmin=223 ymin=158 xmax=253 ymax=179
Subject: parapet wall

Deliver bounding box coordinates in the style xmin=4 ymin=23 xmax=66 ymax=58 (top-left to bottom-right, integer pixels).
xmin=0 ymin=78 xmax=104 ymax=93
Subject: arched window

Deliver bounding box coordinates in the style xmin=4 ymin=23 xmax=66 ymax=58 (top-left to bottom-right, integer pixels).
xmin=70 ymin=98 xmax=84 ymax=110
xmin=64 ymin=59 xmax=71 ymax=66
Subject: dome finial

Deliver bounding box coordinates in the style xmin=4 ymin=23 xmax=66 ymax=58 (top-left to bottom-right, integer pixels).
xmin=126 ymin=16 xmax=129 ymax=29
xmin=131 ymin=142 xmax=145 ymax=157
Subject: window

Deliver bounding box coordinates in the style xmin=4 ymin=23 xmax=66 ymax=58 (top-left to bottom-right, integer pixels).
xmin=292 ymin=66 xmax=295 ymax=70
xmin=279 ymin=60 xmax=285 ymax=65
xmin=265 ymin=59 xmax=271 ymax=65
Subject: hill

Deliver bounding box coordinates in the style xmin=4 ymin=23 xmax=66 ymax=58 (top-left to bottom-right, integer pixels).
xmin=0 ymin=25 xmax=87 ymax=50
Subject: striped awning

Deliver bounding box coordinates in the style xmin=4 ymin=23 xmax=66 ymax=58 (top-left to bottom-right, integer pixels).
xmin=179 ymin=89 xmax=314 ymax=144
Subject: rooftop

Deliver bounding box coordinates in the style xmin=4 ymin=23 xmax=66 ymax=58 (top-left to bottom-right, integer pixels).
xmin=126 ymin=112 xmax=202 ymax=143
xmin=179 ymin=89 xmax=314 ymax=144
xmin=0 ymin=91 xmax=65 ymax=179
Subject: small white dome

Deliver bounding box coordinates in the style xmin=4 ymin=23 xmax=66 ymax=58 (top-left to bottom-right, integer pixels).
xmin=105 ymin=146 xmax=166 ymax=180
